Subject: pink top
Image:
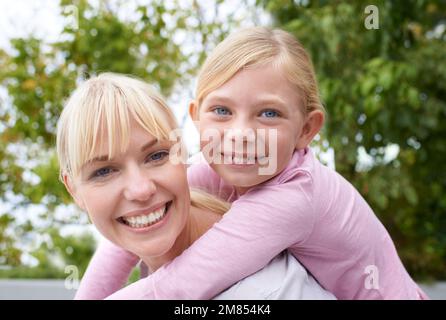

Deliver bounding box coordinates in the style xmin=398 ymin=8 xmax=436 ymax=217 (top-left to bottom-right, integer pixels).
xmin=75 ymin=148 xmax=427 ymax=300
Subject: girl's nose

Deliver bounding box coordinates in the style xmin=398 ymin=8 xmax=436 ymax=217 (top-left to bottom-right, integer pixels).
xmin=227 ymin=119 xmax=256 ymax=143
xmin=123 ymin=167 xmax=157 ymax=202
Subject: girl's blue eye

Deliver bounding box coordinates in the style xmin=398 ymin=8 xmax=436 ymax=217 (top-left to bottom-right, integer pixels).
xmin=213 ymin=107 xmax=231 ymax=116
xmin=260 ymin=110 xmax=279 ymax=118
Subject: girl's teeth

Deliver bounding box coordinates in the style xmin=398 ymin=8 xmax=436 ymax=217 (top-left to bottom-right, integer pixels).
xmin=234 ymin=156 xmax=243 ymax=164
xmin=224 ymin=154 xmax=257 ymax=164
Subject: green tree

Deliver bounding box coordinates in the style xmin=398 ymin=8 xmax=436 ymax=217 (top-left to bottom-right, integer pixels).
xmin=262 ymin=0 xmax=446 ymax=280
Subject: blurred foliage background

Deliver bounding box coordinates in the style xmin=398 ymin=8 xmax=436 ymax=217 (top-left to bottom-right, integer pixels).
xmin=0 ymin=0 xmax=445 ymax=282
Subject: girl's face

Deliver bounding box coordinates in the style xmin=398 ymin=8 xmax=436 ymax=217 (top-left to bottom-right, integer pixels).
xmin=193 ymin=64 xmax=306 ymax=193
xmin=67 ymin=120 xmax=191 ymax=260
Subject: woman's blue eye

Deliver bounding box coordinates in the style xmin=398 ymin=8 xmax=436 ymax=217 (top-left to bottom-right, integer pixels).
xmin=91 ymin=167 xmax=113 ymax=179
xmin=213 ymin=107 xmax=231 ymax=116
xmin=147 ymin=150 xmax=169 ymax=162
xmin=260 ymin=110 xmax=279 ymax=118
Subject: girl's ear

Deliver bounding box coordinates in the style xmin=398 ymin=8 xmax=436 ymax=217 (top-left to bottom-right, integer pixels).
xmin=296 ymin=110 xmax=325 ymax=150
xmin=63 ymin=174 xmax=86 ymax=211
xmin=189 ymin=100 xmax=199 ymax=122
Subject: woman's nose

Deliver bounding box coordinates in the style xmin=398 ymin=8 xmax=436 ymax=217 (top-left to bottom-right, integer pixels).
xmin=123 ymin=167 xmax=157 ymax=202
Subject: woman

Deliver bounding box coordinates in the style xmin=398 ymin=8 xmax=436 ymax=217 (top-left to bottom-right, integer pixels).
xmin=57 ymin=72 xmax=335 ymax=299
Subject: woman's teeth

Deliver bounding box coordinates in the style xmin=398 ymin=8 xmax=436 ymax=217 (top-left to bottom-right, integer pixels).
xmin=121 ymin=204 xmax=168 ymax=228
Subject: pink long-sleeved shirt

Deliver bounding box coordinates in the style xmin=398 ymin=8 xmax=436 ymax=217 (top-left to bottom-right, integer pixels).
xmin=75 ymin=148 xmax=427 ymax=300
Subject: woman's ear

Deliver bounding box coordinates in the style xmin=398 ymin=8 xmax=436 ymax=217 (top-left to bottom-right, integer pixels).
xmin=295 ymin=110 xmax=325 ymax=150
xmin=63 ymin=174 xmax=86 ymax=211
xmin=189 ymin=100 xmax=199 ymax=123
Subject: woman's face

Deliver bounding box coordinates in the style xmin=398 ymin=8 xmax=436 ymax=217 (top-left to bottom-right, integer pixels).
xmin=67 ymin=120 xmax=190 ymax=260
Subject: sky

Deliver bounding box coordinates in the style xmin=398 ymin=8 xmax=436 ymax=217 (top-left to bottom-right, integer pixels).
xmin=0 ymin=0 xmax=64 ymax=51
xmin=0 ymin=0 xmax=200 ymax=152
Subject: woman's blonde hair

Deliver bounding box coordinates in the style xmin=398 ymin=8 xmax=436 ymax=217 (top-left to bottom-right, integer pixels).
xmin=57 ymin=73 xmax=178 ymax=181
xmin=190 ymin=188 xmax=230 ymax=215
xmin=196 ymin=26 xmax=324 ymax=116
xmin=56 ymin=72 xmax=229 ymax=214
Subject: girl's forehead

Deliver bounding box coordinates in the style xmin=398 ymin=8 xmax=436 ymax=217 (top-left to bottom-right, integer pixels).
xmin=206 ymin=65 xmax=299 ymax=100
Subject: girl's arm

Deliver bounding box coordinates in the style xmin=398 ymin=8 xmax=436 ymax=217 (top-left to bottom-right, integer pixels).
xmin=105 ymin=166 xmax=315 ymax=299
xmin=74 ymin=238 xmax=140 ymax=299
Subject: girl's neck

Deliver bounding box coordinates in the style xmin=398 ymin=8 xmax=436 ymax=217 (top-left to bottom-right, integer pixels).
xmin=141 ymin=205 xmax=221 ymax=273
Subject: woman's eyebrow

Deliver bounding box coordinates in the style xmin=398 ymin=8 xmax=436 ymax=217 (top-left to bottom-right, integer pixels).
xmin=140 ymin=138 xmax=158 ymax=152
xmin=86 ymin=155 xmax=110 ymax=164
xmin=86 ymin=139 xmax=158 ymax=165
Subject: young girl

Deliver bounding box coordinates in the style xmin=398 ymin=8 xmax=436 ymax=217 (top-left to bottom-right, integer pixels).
xmin=57 ymin=73 xmax=335 ymax=300
xmin=75 ymin=27 xmax=427 ymax=300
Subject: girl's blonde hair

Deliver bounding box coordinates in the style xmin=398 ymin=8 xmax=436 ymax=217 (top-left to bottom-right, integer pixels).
xmin=56 ymin=72 xmax=229 ymax=213
xmin=196 ymin=26 xmax=324 ymax=116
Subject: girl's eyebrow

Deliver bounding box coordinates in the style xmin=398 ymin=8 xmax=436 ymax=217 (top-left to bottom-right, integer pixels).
xmin=253 ymin=98 xmax=287 ymax=109
xmin=204 ymin=94 xmax=234 ymax=105
xmin=205 ymin=93 xmax=287 ymax=109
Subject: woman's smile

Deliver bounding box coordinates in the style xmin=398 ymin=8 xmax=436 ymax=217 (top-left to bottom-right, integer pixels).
xmin=69 ymin=121 xmax=191 ymax=261
xmin=117 ymin=200 xmax=173 ymax=232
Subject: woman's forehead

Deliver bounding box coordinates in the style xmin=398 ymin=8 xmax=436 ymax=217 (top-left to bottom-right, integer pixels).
xmin=86 ymin=123 xmax=174 ymax=161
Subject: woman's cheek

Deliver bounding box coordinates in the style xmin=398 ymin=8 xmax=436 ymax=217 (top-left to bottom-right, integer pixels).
xmin=82 ymin=185 xmax=115 ymax=225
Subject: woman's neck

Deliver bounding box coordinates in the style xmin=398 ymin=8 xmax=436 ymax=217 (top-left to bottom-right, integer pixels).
xmin=141 ymin=205 xmax=222 ymax=273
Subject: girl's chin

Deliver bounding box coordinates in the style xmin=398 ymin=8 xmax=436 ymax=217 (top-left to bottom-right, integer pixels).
xmin=223 ymin=175 xmax=269 ymax=188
